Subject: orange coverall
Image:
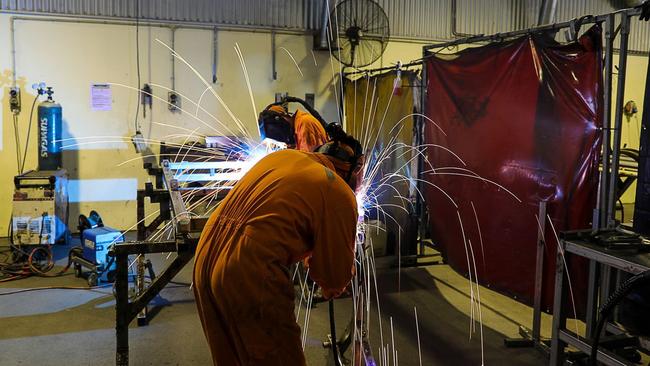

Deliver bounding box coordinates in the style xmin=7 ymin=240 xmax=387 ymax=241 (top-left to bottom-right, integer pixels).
xmin=193 ymin=149 xmax=358 ymax=366
xmin=294 ymin=109 xmax=328 ymax=152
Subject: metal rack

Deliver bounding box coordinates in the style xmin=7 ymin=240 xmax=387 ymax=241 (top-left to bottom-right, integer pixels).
xmin=419 ymin=6 xmax=645 ymax=361
xmin=110 ymin=157 xmax=240 ymax=365
xmin=551 ymin=235 xmax=650 ymax=365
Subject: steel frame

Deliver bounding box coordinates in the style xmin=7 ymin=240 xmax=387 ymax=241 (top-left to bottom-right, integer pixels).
xmin=419 ymin=6 xmax=644 ymax=361
xmin=109 ymin=159 xmax=221 ymax=366
xmin=551 ymin=237 xmax=650 ymax=365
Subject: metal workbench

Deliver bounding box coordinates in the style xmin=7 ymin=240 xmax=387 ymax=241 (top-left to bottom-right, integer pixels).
xmin=550 ymin=236 xmax=650 ymax=365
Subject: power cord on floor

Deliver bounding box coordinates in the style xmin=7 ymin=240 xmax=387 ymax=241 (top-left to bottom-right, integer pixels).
xmin=0 ymin=245 xmax=82 ymax=281
xmin=0 ymin=284 xmax=114 ymax=296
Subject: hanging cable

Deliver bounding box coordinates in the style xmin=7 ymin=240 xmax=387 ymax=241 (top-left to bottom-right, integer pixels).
xmin=19 ymin=95 xmax=40 ymax=174
xmin=0 ymin=284 xmax=113 ymax=296
xmin=329 ymin=299 xmax=343 ymax=366
xmin=590 ymin=269 xmax=650 ymax=365
xmin=12 ymin=114 xmax=22 ymax=174
xmin=133 ymin=0 xmax=142 ymax=132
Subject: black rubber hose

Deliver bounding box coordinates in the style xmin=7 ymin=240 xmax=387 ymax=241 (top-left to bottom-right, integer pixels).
xmin=263 ymin=96 xmax=329 ymax=129
xmin=590 ymin=270 xmax=650 ymax=366
xmin=20 ymin=95 xmax=40 ymax=174
xmin=329 ymin=299 xmax=342 ymax=366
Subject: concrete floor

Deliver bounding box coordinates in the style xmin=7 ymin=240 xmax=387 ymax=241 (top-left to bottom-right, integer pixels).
xmin=0 ymin=240 xmax=549 ymax=366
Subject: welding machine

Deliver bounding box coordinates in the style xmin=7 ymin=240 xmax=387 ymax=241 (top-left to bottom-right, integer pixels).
xmin=12 ymin=169 xmax=68 ymax=246
xmin=72 ymin=212 xmax=123 ymax=286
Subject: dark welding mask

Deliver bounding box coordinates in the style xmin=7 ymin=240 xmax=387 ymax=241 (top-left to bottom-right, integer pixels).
xmin=258 ymin=107 xmax=295 ymax=145
xmin=315 ymin=125 xmax=365 ymax=191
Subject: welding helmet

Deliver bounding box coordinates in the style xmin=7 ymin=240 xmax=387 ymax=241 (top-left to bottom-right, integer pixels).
xmin=316 ymin=124 xmax=365 ymax=191
xmin=258 ymin=104 xmax=295 ymax=145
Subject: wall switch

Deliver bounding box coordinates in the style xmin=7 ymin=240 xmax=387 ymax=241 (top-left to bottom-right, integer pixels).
xmin=168 ymin=92 xmax=181 ymax=112
xmin=9 ymin=87 xmax=21 ymax=114
xmin=305 ymin=93 xmax=315 ymax=108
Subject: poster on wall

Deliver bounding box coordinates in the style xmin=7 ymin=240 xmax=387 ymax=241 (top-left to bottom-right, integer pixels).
xmin=91 ymin=83 xmax=112 ymax=111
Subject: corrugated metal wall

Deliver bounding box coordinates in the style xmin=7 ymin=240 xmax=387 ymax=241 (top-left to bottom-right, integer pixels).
xmin=375 ymin=0 xmax=451 ymax=39
xmin=0 ymin=0 xmax=648 ymax=51
xmin=553 ymin=1 xmax=650 ymax=53
xmin=0 ymin=0 xmax=310 ymax=29
xmin=454 ymin=0 xmax=527 ymax=36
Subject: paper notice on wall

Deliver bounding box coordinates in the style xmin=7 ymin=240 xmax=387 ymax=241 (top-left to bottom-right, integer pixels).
xmin=91 ymin=83 xmax=112 ymax=111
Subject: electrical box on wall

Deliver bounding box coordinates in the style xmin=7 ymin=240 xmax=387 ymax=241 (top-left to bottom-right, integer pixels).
xmin=275 ymin=92 xmax=288 ymax=103
xmin=168 ymin=92 xmax=181 ymax=112
xmin=305 ymin=93 xmax=315 ymax=108
xmin=9 ymin=87 xmax=21 ymax=114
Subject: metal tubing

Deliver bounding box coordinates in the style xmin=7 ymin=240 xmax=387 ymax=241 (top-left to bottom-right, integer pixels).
xmin=112 ymin=241 xmax=182 ymax=255
xmin=115 ymin=253 xmax=130 ymax=366
xmin=272 ymin=31 xmax=277 ymax=80
xmin=532 ymin=201 xmax=547 ymax=341
xmin=606 ymin=13 xmax=631 ymax=228
xmin=558 ymin=331 xmax=629 ymax=366
xmin=550 ymin=240 xmax=568 ymax=365
xmin=450 ymin=0 xmax=475 ymax=38
xmin=319 ymin=0 xmax=330 ymax=50
xmin=212 ymin=27 xmax=218 ymax=83
xmin=344 ymin=60 xmax=423 ymax=76
xmin=136 ymin=190 xmax=146 ymax=240
xmin=585 ymin=260 xmax=600 ymax=339
xmin=10 ymin=16 xmax=17 ymax=87
xmin=537 ymin=0 xmax=558 ymax=25
xmin=5 ymin=12 xmax=308 ymax=35
xmin=600 ymin=14 xmax=615 ymax=229
xmin=565 ymin=241 xmax=650 ymax=274
xmin=416 ymin=47 xmax=427 ymax=253
xmin=424 ymin=7 xmax=641 ymax=52
xmin=170 ymin=26 xmax=176 ymax=91
xmin=128 ymin=252 xmax=194 ymax=320
xmin=161 ymin=160 xmax=191 ymax=232
xmin=136 ymin=255 xmax=147 ymax=324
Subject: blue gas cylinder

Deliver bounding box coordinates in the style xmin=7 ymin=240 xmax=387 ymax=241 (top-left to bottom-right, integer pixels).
xmin=38 ymin=94 xmax=62 ymax=171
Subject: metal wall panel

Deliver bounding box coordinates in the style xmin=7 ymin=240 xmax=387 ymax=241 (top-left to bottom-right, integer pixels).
xmin=375 ymin=0 xmax=450 ymax=39
xmin=0 ymin=0 xmax=452 ymax=38
xmin=1 ymin=0 xmax=648 ymax=50
xmin=455 ymin=0 xmax=527 ymax=36
xmin=0 ymin=0 xmax=309 ymax=29
xmin=552 ymin=0 xmax=650 ymax=53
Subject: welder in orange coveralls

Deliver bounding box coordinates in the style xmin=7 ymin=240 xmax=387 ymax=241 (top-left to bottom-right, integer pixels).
xmin=258 ymin=103 xmax=328 ymax=152
xmin=193 ymin=137 xmax=364 ymax=365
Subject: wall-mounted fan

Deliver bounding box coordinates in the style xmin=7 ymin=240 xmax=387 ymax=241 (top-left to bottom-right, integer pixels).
xmin=330 ymin=0 xmax=390 ymax=68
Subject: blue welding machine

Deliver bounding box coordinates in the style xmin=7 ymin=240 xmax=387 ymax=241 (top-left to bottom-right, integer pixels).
xmin=81 ymin=226 xmax=123 ymax=283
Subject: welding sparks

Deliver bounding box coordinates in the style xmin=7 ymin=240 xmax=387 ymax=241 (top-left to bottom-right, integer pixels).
xmin=100 ymin=30 xmax=539 ymax=366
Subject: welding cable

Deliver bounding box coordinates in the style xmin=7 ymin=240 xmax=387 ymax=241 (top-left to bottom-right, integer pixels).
xmin=329 ymin=300 xmax=343 ymax=366
xmin=12 ymin=114 xmax=22 ymax=174
xmin=590 ymin=269 xmax=650 ymax=366
xmin=0 ymin=284 xmax=114 ymax=296
xmin=0 ymin=282 xmax=189 ymax=296
xmin=28 ymin=246 xmax=82 ymax=277
xmin=19 ymin=95 xmax=40 ymax=174
xmin=133 ymin=0 xmax=142 ymax=131
xmin=0 ymin=245 xmax=81 ymax=281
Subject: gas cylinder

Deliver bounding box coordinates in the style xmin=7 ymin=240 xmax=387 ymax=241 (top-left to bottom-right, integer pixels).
xmin=38 ymin=87 xmax=62 ymax=171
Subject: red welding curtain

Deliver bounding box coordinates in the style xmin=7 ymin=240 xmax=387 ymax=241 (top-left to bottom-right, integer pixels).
xmin=425 ymin=26 xmax=603 ymax=312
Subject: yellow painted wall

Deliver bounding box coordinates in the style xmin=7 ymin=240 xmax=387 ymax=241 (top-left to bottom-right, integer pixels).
xmin=0 ymin=14 xmax=645 ymax=235
xmin=0 ymin=15 xmax=425 ymax=235
xmin=614 ymin=54 xmax=648 ymax=204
